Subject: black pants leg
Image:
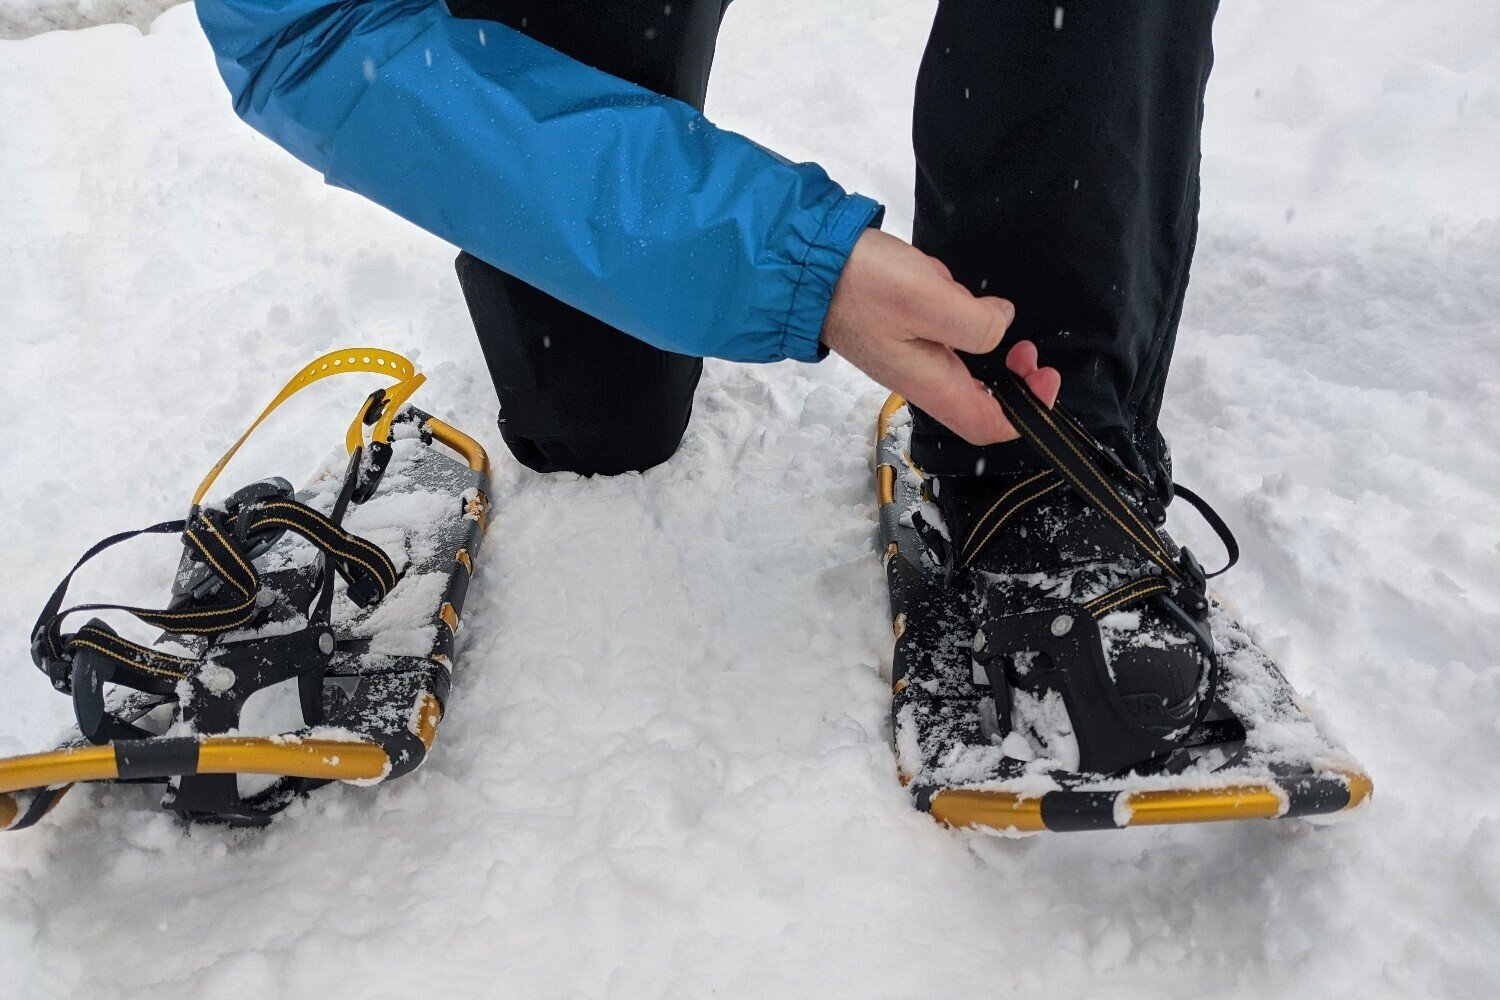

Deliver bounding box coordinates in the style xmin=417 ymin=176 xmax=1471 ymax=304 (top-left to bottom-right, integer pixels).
xmin=909 ymin=1 xmax=1219 ymax=499
xmin=450 ymin=1 xmax=728 ymax=476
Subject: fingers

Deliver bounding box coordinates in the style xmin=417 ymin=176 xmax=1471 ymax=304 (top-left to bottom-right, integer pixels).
xmin=1025 ymin=366 xmax=1062 ymax=408
xmin=927 ymin=293 xmax=1015 ymax=357
xmin=1005 ymin=340 xmax=1038 ymax=377
xmin=820 ymin=231 xmax=1059 ymax=443
xmin=920 ymin=366 xmax=1058 ymax=444
xmin=903 ymin=342 xmax=1020 ymax=446
xmin=923 ymin=378 xmax=1019 ymax=446
xmin=1005 ymin=340 xmax=1061 ymax=408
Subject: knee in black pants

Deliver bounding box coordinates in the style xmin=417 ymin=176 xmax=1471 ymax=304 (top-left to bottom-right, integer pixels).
xmin=449 ymin=0 xmax=726 ymax=477
xmin=456 ymin=252 xmax=703 ymax=477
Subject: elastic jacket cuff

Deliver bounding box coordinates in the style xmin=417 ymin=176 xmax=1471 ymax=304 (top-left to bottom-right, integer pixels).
xmin=776 ymin=192 xmax=885 ymax=363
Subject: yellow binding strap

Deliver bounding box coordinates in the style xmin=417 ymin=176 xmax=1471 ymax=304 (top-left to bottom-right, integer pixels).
xmin=192 ymin=348 xmax=425 ymax=506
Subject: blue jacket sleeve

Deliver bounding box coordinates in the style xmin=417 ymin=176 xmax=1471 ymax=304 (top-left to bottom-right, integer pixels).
xmin=194 ymin=1 xmax=883 ymax=363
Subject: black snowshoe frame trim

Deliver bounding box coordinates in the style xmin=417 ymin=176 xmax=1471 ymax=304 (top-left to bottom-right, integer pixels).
xmin=875 ymin=393 xmax=1371 ymax=833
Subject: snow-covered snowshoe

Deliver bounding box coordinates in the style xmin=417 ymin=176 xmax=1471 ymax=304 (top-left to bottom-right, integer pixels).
xmin=876 ymin=379 xmax=1371 ymax=833
xmin=1 ymin=348 xmax=490 ymax=831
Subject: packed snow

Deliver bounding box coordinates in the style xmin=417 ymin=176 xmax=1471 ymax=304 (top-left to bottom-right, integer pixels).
xmin=2 ymin=2 xmax=1498 ymax=998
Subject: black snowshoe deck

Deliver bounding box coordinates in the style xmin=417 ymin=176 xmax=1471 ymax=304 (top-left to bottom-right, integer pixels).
xmin=1 ymin=351 xmax=490 ymax=831
xmin=876 ymin=395 xmax=1371 ymax=833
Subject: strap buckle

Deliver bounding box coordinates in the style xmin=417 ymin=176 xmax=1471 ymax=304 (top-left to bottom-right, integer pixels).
xmin=30 ymin=633 xmax=71 ymax=692
xmin=1170 ymin=547 xmax=1210 ymax=619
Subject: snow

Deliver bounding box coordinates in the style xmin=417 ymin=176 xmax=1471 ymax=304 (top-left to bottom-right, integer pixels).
xmin=1 ymin=2 xmax=1498 ymax=998
xmin=0 ymin=0 xmax=172 ymax=37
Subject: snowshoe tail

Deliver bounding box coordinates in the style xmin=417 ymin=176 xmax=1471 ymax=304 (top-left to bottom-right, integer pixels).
xmin=2 ymin=348 xmax=491 ymax=831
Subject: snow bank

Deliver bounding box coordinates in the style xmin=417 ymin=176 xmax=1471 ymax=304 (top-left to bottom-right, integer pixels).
xmin=1 ymin=2 xmax=1496 ymax=998
xmin=0 ymin=0 xmax=178 ymax=38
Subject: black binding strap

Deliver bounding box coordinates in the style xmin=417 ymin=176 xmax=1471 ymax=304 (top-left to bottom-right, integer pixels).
xmin=991 ymin=372 xmax=1189 ymax=588
xmin=30 ymin=513 xmax=259 ymax=690
xmin=69 ymin=621 xmax=196 ymax=686
xmin=68 ymin=621 xmax=192 ymax=743
xmin=1171 ymin=483 xmax=1240 ymax=578
xmin=959 ymin=469 xmax=1064 ymax=567
xmin=31 ymin=520 xmax=196 ymax=690
xmin=233 ymin=499 xmax=398 ymax=606
xmin=1082 ymin=578 xmax=1172 ymax=619
xmin=31 ymin=500 xmax=399 ymax=695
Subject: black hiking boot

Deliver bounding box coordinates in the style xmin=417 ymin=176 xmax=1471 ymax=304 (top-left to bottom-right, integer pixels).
xmin=919 ymin=375 xmax=1236 ymax=776
xmin=877 ymin=384 xmax=1371 ymax=833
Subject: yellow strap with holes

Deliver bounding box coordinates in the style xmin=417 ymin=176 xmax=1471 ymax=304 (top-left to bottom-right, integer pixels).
xmin=192 ymin=348 xmax=426 ymax=507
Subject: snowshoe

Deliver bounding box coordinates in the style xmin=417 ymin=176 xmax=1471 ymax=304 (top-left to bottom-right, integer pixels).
xmin=876 ymin=378 xmax=1371 ymax=833
xmin=1 ymin=348 xmax=491 ymax=831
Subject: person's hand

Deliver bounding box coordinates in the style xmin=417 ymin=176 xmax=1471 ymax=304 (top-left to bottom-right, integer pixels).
xmin=821 ymin=229 xmax=1060 ymax=444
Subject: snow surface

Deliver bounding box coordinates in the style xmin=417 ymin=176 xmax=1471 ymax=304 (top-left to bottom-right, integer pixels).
xmin=2 ymin=2 xmax=1498 ymax=998
xmin=0 ymin=0 xmax=173 ymax=38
